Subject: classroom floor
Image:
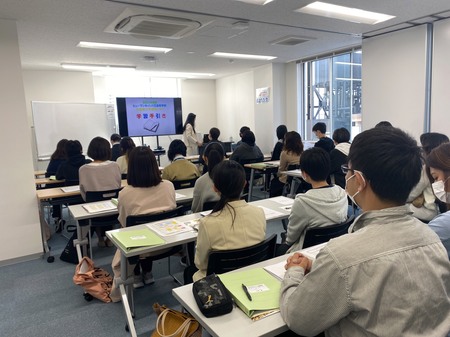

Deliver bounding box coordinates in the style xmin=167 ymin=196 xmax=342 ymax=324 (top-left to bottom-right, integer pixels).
xmin=1 ymin=187 xmax=284 ymax=337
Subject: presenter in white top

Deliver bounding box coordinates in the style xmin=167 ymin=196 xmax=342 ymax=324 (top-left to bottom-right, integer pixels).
xmin=182 ymin=113 xmax=202 ymax=156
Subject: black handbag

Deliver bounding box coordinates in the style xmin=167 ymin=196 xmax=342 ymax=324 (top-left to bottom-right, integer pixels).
xmin=192 ymin=274 xmax=233 ymax=318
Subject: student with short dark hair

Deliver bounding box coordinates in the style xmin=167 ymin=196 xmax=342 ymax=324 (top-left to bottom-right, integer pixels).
xmin=116 ymin=136 xmax=136 ymax=174
xmin=110 ymin=146 xmax=177 ymax=298
xmin=312 ymin=122 xmax=334 ymax=152
xmin=198 ymin=127 xmax=225 ymax=174
xmin=162 ymin=139 xmax=200 ymax=182
xmin=280 ymin=127 xmax=450 ymax=336
xmin=230 ymin=130 xmax=264 ymax=164
xmin=283 ymin=147 xmax=347 ymax=252
xmin=234 ymin=126 xmax=251 ymax=148
xmin=374 ymin=120 xmax=393 ymax=128
xmin=271 ymin=125 xmax=288 ymax=161
xmin=329 ymin=127 xmax=351 ymax=189
xmin=110 ymin=133 xmax=121 ymax=161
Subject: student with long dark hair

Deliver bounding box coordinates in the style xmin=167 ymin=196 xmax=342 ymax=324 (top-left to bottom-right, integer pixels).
xmin=182 ymin=113 xmax=202 ymax=155
xmin=191 ymin=143 xmax=225 ymax=212
xmin=186 ymin=160 xmax=266 ymax=282
xmin=45 ymin=138 xmax=68 ymax=177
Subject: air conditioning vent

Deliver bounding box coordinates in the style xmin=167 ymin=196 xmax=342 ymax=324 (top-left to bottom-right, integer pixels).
xmin=270 ymin=36 xmax=313 ymax=46
xmin=114 ymin=15 xmax=202 ymax=39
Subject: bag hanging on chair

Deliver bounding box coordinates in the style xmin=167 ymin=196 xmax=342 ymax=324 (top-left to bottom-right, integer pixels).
xmin=151 ymin=303 xmax=201 ymax=337
xmin=73 ymin=257 xmax=113 ymax=303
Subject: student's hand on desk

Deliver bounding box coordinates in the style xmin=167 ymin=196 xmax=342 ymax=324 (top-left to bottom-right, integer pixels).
xmin=285 ymin=253 xmax=312 ymax=274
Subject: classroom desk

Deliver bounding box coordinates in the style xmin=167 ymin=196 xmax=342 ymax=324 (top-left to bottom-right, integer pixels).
xmin=105 ymin=196 xmax=293 ymax=337
xmin=34 ymin=170 xmax=46 ymax=177
xmin=35 ymin=177 xmax=65 ymax=188
xmin=244 ymin=161 xmax=280 ymax=202
xmin=279 ymin=169 xmax=303 ymax=198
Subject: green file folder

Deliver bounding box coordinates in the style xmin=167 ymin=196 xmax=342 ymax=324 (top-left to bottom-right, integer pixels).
xmin=112 ymin=228 xmax=165 ymax=251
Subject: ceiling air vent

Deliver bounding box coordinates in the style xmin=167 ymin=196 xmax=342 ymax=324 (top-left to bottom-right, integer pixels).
xmin=270 ymin=36 xmax=313 ymax=46
xmin=114 ymin=15 xmax=202 ymax=39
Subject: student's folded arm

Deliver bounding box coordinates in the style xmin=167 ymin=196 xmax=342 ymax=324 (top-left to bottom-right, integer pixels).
xmin=280 ymin=248 xmax=350 ymax=335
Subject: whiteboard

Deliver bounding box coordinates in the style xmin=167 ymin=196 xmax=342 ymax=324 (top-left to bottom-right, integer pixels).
xmin=31 ymin=102 xmax=116 ymax=159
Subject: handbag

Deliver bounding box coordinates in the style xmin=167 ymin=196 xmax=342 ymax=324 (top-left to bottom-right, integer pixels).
xmin=73 ymin=257 xmax=113 ymax=303
xmin=151 ymin=303 xmax=201 ymax=337
xmin=192 ymin=274 xmax=233 ymax=318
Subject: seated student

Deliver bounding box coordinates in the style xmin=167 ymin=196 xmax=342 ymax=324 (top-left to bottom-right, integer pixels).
xmin=56 ymin=140 xmax=91 ymax=184
xmin=116 ymin=136 xmax=136 ymax=175
xmin=282 ymin=147 xmax=347 ymax=253
xmin=269 ymin=131 xmax=303 ymax=197
xmin=45 ymin=138 xmax=68 ymax=177
xmin=328 ymin=127 xmax=351 ymax=189
xmin=312 ymin=122 xmax=334 ymax=152
xmin=271 ymin=125 xmax=288 ymax=161
xmin=230 ymin=130 xmax=264 ymax=164
xmin=280 ymin=127 xmax=450 ymax=336
xmin=79 ymin=136 xmax=121 ymax=247
xmin=110 ymin=146 xmax=177 ymax=296
xmin=233 ymin=126 xmax=250 ymax=150
xmin=407 ymin=132 xmax=449 ymax=222
xmin=198 ymin=127 xmax=224 ymax=174
xmin=162 ymin=139 xmax=200 ymax=182
xmin=427 ymin=142 xmax=450 ymax=258
xmin=110 ymin=133 xmax=121 ymax=161
xmin=184 ymin=160 xmax=266 ymax=283
xmin=191 ymin=143 xmax=225 ymax=213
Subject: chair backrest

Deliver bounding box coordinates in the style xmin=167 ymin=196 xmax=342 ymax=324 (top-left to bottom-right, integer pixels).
xmin=302 ymin=215 xmax=355 ymax=249
xmin=125 ymin=205 xmax=184 ymax=227
xmin=206 ymin=234 xmax=277 ymax=275
xmin=85 ymin=188 xmax=122 ymax=203
xmin=202 ymin=200 xmax=218 ymax=212
xmin=285 ymin=164 xmax=300 ymax=185
xmin=172 ymin=178 xmax=198 ymax=190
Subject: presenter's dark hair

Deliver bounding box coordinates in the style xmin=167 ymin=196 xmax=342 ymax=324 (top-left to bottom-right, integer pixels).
xmin=127 ymin=146 xmax=162 ymax=187
xmin=300 ymin=147 xmax=330 ymax=181
xmin=183 ymin=113 xmax=196 ymax=132
xmin=168 ymin=139 xmax=187 ymax=161
xmin=65 ymin=140 xmax=83 ymax=157
xmin=312 ymin=122 xmax=326 ymax=134
xmin=211 ymin=160 xmax=246 ymax=225
xmin=209 ymin=127 xmax=220 ymax=141
xmin=348 ymin=127 xmax=422 ymax=204
xmin=420 ymin=132 xmax=449 ymax=156
xmin=284 ymin=131 xmax=303 ymax=155
xmin=276 ymin=125 xmax=288 ymax=140
xmin=242 ymin=130 xmax=256 ymax=146
xmin=204 ymin=142 xmax=225 ymax=178
xmin=51 ymin=139 xmax=68 ymax=160
xmin=120 ymin=137 xmax=136 ymax=157
xmin=332 ymin=128 xmax=351 ymax=144
xmin=87 ymin=137 xmax=111 ymax=161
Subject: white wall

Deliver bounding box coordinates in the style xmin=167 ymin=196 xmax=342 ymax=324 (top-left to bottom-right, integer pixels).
xmin=362 ymin=25 xmax=427 ymax=140
xmin=431 ymin=18 xmax=450 ymax=134
xmin=0 ymin=19 xmax=42 ymax=264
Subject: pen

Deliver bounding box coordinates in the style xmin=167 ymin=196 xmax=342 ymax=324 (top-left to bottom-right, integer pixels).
xmin=242 ymin=283 xmax=252 ymax=301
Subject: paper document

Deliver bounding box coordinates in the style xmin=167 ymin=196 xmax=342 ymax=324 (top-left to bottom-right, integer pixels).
xmin=270 ymin=196 xmax=294 ymax=206
xmin=148 ymin=219 xmax=195 ymax=236
xmin=175 ymin=193 xmax=186 ymax=200
xmin=200 ymin=210 xmax=212 ymax=216
xmin=82 ymin=200 xmax=117 ymax=214
xmin=263 ymin=243 xmax=327 ymax=280
xmin=219 ymin=268 xmax=281 ymax=321
xmin=61 ymin=186 xmax=80 ymax=193
xmin=258 ymin=206 xmax=285 ymax=220
xmin=112 ymin=228 xmax=165 ymax=250
xmin=184 ymin=219 xmax=201 ymax=231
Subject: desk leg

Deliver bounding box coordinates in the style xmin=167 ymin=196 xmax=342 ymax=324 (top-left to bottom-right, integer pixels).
xmin=119 ymin=283 xmax=137 ymax=337
xmin=74 ymin=222 xmax=89 ymax=263
xmin=248 ymin=168 xmax=255 ymax=201
xmin=119 ymin=253 xmax=136 ymax=335
xmin=37 ymin=198 xmax=51 ymax=259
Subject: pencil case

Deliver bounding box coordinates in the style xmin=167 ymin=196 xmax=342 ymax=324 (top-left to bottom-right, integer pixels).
xmin=192 ymin=273 xmax=233 ymax=318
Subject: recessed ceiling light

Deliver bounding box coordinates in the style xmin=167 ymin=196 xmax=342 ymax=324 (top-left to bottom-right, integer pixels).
xmin=210 ymin=52 xmax=276 ymax=61
xmin=137 ymin=71 xmax=215 ymax=78
xmin=61 ymin=63 xmax=136 ymax=73
xmin=295 ymin=2 xmax=395 ymax=25
xmin=77 ymin=41 xmax=172 ymax=53
xmin=234 ymin=0 xmax=275 ymax=5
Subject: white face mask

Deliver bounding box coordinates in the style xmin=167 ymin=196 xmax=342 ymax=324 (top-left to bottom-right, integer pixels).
xmin=432 ymin=177 xmax=450 ymax=203
xmin=345 ymin=174 xmax=360 ymax=208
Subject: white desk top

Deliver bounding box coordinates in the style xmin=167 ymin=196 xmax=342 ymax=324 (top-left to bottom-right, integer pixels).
xmin=279 ymin=169 xmax=302 ymax=177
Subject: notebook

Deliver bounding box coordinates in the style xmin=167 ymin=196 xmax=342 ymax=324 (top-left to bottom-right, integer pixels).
xmin=60 ymin=185 xmax=80 ymax=193
xmin=112 ymin=228 xmax=165 ymax=251
xmin=82 ymin=200 xmax=117 ymax=214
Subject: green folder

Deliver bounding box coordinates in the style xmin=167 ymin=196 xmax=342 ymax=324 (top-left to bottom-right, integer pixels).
xmin=219 ymin=268 xmax=281 ymax=321
xmin=112 ymin=228 xmax=165 ymax=251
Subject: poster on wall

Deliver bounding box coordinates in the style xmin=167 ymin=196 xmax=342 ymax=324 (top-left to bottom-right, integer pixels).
xmin=256 ymin=87 xmax=270 ymax=104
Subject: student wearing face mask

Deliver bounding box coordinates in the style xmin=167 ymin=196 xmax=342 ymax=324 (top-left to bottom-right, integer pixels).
xmin=427 ymin=142 xmax=450 ymax=259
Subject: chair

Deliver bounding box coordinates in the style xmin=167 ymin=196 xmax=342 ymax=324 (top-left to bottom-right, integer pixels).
xmin=172 ymin=178 xmax=198 ymax=190
xmin=206 ymin=234 xmax=277 ymax=275
xmin=125 ymin=205 xmax=185 ymax=284
xmin=302 ymin=216 xmax=355 ymax=249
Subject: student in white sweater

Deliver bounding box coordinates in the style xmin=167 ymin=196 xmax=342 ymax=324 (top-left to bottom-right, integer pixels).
xmin=191 ymin=143 xmax=225 ymax=213
xmin=285 ymin=147 xmax=348 ymax=253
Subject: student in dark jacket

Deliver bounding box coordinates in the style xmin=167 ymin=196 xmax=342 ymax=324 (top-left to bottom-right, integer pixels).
xmin=56 ymin=140 xmax=92 ymax=185
xmin=230 ymin=130 xmax=264 ymax=165
xmin=110 ymin=133 xmax=121 ymax=161
xmin=312 ymin=122 xmax=334 ymax=153
xmin=45 ymin=139 xmax=68 ymax=177
xmin=271 ymin=125 xmax=288 ymax=161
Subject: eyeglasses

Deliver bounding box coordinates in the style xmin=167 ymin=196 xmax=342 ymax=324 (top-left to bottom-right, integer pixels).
xmin=341 ymin=164 xmax=353 ymax=174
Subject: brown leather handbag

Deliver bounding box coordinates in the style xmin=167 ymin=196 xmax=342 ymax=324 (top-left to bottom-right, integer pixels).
xmin=151 ymin=303 xmax=201 ymax=337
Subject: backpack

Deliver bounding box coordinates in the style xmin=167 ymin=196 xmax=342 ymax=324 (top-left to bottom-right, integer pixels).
xmin=59 ymin=231 xmax=79 ymax=264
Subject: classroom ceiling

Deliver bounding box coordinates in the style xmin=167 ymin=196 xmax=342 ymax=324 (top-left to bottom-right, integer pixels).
xmin=1 ymin=0 xmax=450 ymax=79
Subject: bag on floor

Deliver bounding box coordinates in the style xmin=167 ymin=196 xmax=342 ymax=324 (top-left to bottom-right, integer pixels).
xmin=73 ymin=257 xmax=112 ymax=303
xmin=151 ymin=303 xmax=201 ymax=337
xmin=60 ymin=231 xmax=78 ymax=264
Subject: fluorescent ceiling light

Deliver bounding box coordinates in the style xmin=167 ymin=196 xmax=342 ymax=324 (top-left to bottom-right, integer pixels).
xmin=295 ymin=2 xmax=395 ymax=25
xmin=77 ymin=41 xmax=172 ymax=53
xmin=234 ymin=0 xmax=275 ymax=5
xmin=137 ymin=71 xmax=215 ymax=79
xmin=210 ymin=52 xmax=276 ymax=61
xmin=61 ymin=63 xmax=136 ymax=73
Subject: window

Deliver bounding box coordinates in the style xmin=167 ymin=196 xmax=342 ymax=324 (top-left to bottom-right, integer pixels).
xmin=300 ymin=49 xmax=362 ymax=141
